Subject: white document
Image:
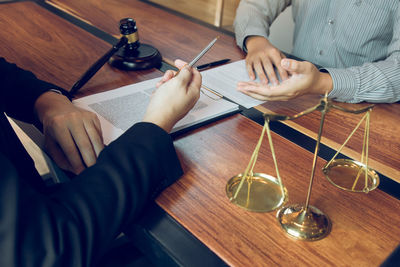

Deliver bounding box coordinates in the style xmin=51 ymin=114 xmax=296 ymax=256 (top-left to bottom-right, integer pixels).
xmin=73 ymin=76 xmax=239 ymax=145
xmin=201 ymin=59 xmax=266 ymax=109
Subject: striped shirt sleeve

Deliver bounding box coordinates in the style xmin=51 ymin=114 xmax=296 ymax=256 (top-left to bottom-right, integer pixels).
xmin=234 ymin=0 xmax=400 ymax=103
xmin=326 ymin=3 xmax=400 ymax=103
xmin=234 ymin=0 xmax=292 ymax=50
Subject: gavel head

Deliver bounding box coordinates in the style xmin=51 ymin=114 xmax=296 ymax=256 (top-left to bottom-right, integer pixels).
xmin=109 ymin=17 xmax=162 ymax=70
xmin=119 ymin=18 xmax=139 ymax=50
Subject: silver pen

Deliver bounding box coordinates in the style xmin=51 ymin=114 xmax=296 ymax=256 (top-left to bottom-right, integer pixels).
xmin=174 ymin=36 xmax=219 ymax=76
xmin=188 ymin=36 xmax=219 ymax=67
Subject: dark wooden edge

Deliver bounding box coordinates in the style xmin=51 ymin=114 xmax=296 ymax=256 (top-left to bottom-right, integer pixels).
xmin=2 ymin=1 xmax=399 ymax=265
xmin=171 ymin=108 xmax=242 ymax=138
xmin=381 ymin=245 xmax=400 ymax=267
xmin=0 ymin=0 xmax=28 ymax=4
xmin=124 ymin=203 xmax=228 ymax=267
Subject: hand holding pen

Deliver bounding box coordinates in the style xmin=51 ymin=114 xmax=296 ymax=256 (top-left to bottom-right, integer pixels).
xmin=159 ymin=36 xmax=225 ymax=98
xmin=172 ymin=36 xmax=220 ymax=77
xmin=157 ymin=36 xmax=220 ymax=87
xmin=146 ymin=59 xmax=202 ymax=132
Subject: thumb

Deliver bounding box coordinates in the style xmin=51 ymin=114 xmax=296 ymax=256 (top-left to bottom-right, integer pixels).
xmin=174 ymin=59 xmax=188 ymax=69
xmin=187 ymin=69 xmax=202 ymax=97
xmin=281 ymin=58 xmax=305 ymax=73
xmin=176 ymin=65 xmax=192 ymax=87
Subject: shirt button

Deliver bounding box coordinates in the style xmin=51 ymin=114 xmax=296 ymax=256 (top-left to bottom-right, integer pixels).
xmin=319 ymin=50 xmax=323 ymax=55
xmin=328 ymin=19 xmax=334 ymax=25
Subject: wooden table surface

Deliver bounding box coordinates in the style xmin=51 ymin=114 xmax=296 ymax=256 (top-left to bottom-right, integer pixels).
xmin=46 ymin=0 xmax=244 ymax=66
xmin=162 ymin=114 xmax=400 ymax=266
xmin=1 ymin=1 xmax=399 ymax=266
xmin=47 ymin=0 xmax=400 ymax=183
xmin=0 ymin=1 xmax=161 ymax=98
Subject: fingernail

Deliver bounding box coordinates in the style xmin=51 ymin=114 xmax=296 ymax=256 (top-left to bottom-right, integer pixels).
xmin=281 ymin=59 xmax=290 ymax=68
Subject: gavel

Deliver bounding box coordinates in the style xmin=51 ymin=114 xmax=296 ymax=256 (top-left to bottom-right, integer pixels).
xmin=109 ymin=18 xmax=162 ymax=70
xmin=70 ymin=18 xmax=162 ymax=96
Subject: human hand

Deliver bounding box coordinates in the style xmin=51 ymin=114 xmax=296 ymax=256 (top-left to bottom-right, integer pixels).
xmin=237 ymin=58 xmax=333 ymax=101
xmin=35 ymin=91 xmax=104 ymax=174
xmin=245 ymin=36 xmax=289 ymax=85
xmin=143 ymin=59 xmax=201 ymax=132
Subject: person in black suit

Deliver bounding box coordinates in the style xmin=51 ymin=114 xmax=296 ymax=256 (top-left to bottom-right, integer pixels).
xmin=0 ymin=57 xmax=200 ymax=266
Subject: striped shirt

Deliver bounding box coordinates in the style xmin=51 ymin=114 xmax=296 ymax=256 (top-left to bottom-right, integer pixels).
xmin=234 ymin=0 xmax=400 ymax=103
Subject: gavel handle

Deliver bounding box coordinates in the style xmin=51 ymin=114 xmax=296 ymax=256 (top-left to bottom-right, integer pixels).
xmin=69 ymin=37 xmax=128 ymax=96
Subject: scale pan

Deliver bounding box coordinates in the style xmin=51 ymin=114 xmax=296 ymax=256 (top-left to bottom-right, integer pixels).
xmin=226 ymin=173 xmax=288 ymax=212
xmin=323 ymin=159 xmax=379 ymax=193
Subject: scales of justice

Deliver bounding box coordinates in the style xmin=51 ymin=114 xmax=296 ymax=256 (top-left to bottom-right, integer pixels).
xmin=226 ymin=95 xmax=379 ymax=241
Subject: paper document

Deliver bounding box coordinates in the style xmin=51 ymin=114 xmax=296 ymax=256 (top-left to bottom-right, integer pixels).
xmin=201 ymin=59 xmax=267 ymax=109
xmin=73 ymin=76 xmax=239 ymax=145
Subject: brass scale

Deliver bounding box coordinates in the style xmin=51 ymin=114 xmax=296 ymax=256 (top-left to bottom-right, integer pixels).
xmin=226 ymin=95 xmax=378 ymax=241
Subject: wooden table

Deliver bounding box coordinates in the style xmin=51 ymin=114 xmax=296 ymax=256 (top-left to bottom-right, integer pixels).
xmin=1 ymin=1 xmax=399 ymax=266
xmin=164 ymin=114 xmax=400 ymax=266
xmin=45 ymin=0 xmax=244 ymax=66
xmin=46 ymin=0 xmax=400 ymax=183
xmin=0 ymin=1 xmax=161 ymax=97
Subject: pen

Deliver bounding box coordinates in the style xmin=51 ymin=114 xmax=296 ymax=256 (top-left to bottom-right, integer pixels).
xmin=196 ymin=58 xmax=230 ymax=71
xmin=188 ymin=36 xmax=219 ymax=67
xmin=174 ymin=36 xmax=219 ymax=76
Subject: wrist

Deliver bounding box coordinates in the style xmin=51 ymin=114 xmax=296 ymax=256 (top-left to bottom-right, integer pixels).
xmin=245 ymin=36 xmax=270 ymax=51
xmin=142 ymin=113 xmax=174 ymax=133
xmin=316 ymin=72 xmax=333 ymax=95
xmin=34 ymin=90 xmax=70 ymax=123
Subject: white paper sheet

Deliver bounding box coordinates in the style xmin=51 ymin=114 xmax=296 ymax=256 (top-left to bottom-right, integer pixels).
xmin=201 ymin=59 xmax=267 ymax=109
xmin=73 ymin=76 xmax=239 ymax=145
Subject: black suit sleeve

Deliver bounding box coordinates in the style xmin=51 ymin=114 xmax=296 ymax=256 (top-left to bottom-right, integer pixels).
xmin=0 ymin=121 xmax=183 ymax=267
xmin=0 ymin=57 xmax=65 ymax=123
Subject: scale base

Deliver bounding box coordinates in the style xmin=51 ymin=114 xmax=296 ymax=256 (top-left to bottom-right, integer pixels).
xmin=226 ymin=173 xmax=287 ymax=212
xmin=277 ymin=204 xmax=331 ymax=241
xmin=109 ymin=43 xmax=162 ymax=70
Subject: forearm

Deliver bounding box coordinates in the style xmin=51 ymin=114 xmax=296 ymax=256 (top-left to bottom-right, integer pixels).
xmin=34 ymin=91 xmax=71 ymax=123
xmin=1 ymin=122 xmax=182 ymax=266
xmin=234 ymin=0 xmax=291 ymax=50
xmin=327 ymin=3 xmax=400 ymax=103
xmin=315 ymin=71 xmax=333 ymax=96
xmin=0 ymin=57 xmax=63 ymax=123
xmin=326 ymin=55 xmax=400 ymax=103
